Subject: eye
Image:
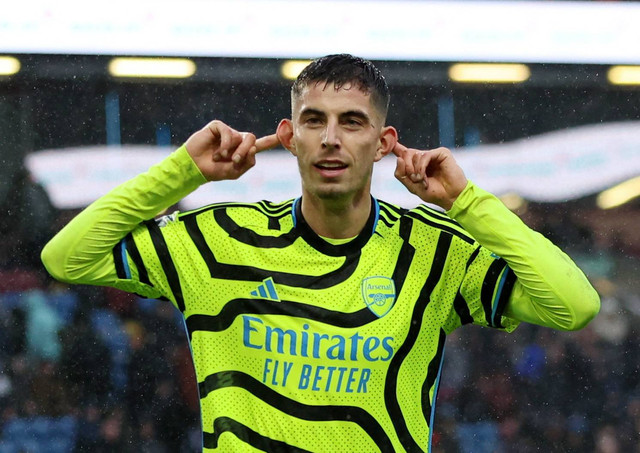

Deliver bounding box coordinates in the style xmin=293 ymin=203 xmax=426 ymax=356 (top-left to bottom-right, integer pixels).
xmin=304 ymin=117 xmax=323 ymax=126
xmin=343 ymin=117 xmax=364 ymax=129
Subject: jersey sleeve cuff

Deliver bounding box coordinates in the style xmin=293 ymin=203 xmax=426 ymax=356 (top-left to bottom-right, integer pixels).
xmin=445 ymin=180 xmax=483 ymax=219
xmin=173 ymin=144 xmax=208 ymax=188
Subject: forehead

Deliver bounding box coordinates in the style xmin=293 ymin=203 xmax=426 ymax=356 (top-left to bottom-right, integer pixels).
xmin=293 ymin=82 xmax=376 ymax=117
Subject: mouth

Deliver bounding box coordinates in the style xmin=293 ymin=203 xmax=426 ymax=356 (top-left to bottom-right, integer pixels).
xmin=314 ymin=160 xmax=348 ymax=177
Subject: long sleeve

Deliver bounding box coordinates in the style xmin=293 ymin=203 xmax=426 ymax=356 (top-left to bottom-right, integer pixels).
xmin=447 ymin=181 xmax=600 ymax=331
xmin=41 ymin=145 xmax=206 ymax=287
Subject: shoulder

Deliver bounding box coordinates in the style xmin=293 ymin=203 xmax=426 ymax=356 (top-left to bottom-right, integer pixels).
xmin=177 ymin=199 xmax=293 ymax=218
xmin=173 ymin=199 xmax=296 ymax=232
xmin=376 ymin=199 xmax=407 ymax=229
xmin=377 ymin=199 xmax=476 ymax=246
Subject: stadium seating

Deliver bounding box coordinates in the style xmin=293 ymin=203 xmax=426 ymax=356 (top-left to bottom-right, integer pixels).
xmin=90 ymin=308 xmax=130 ymax=392
xmin=0 ymin=416 xmax=77 ymax=453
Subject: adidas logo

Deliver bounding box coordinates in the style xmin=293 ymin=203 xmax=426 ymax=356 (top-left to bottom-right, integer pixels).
xmin=250 ymin=277 xmax=280 ymax=301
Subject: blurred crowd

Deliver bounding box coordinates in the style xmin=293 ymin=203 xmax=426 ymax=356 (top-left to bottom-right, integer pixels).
xmin=0 ymin=174 xmax=638 ymax=452
xmin=0 ymin=282 xmax=200 ymax=453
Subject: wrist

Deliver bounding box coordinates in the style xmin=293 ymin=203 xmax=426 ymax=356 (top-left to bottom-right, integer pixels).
xmin=445 ymin=180 xmax=475 ymax=216
xmin=177 ymin=145 xmax=208 ymax=184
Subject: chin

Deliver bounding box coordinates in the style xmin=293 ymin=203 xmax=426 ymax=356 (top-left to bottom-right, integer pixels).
xmin=316 ymin=189 xmax=348 ymax=201
xmin=311 ymin=184 xmax=351 ymax=202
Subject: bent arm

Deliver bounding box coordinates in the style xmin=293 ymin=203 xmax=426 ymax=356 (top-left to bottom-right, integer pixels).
xmin=41 ymin=146 xmax=206 ymax=286
xmin=448 ymin=182 xmax=600 ymax=331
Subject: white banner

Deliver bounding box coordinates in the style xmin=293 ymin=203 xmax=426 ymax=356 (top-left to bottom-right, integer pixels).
xmin=3 ymin=1 xmax=640 ymax=64
xmin=25 ymin=121 xmax=640 ymax=210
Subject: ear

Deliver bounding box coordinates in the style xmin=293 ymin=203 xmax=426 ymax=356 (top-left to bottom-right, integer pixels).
xmin=374 ymin=126 xmax=398 ymax=162
xmin=276 ymin=119 xmax=297 ymax=156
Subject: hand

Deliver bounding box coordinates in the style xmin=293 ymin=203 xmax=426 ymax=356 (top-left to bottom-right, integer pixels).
xmin=392 ymin=143 xmax=467 ymax=210
xmin=184 ymin=120 xmax=280 ymax=181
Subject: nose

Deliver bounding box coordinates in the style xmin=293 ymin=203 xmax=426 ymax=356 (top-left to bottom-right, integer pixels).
xmin=321 ymin=120 xmax=341 ymax=150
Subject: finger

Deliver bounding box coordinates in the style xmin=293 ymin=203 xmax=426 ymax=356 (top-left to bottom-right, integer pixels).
xmin=395 ymin=154 xmax=414 ymax=186
xmin=254 ymin=133 xmax=281 ymax=153
xmin=208 ymin=120 xmax=232 ymax=152
xmin=222 ymin=129 xmax=245 ymax=159
xmin=231 ymin=132 xmax=257 ymax=164
xmin=230 ymin=147 xmax=258 ymax=178
xmin=206 ymin=121 xmax=229 ymax=162
xmin=401 ymin=148 xmax=417 ymax=178
xmin=394 ymin=154 xmax=407 ymax=181
xmin=391 ymin=142 xmax=408 ymax=157
xmin=394 ymin=156 xmax=418 ymax=194
xmin=417 ymin=154 xmax=430 ymax=189
xmin=413 ymin=151 xmax=432 ymax=183
xmin=245 ymin=145 xmax=257 ymax=168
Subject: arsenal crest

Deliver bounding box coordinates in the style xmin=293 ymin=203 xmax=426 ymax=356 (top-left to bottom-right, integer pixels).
xmin=361 ymin=276 xmax=396 ymax=318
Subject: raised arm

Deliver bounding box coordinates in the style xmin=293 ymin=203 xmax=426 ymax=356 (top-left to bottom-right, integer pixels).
xmin=41 ymin=121 xmax=279 ymax=287
xmin=392 ymin=142 xmax=600 ymax=331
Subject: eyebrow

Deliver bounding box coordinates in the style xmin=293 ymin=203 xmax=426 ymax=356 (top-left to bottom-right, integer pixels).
xmin=299 ymin=108 xmax=326 ymax=118
xmin=299 ymin=108 xmax=372 ymax=123
xmin=340 ymin=110 xmax=371 ymax=123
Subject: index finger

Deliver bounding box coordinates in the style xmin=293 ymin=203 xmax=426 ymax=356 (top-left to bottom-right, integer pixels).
xmin=392 ymin=142 xmax=408 ymax=157
xmin=254 ymin=133 xmax=281 ymax=153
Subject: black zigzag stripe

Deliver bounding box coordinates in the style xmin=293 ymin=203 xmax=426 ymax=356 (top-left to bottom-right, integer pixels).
xmin=453 ymin=246 xmax=481 ymax=326
xmin=391 ymin=216 xmax=415 ymax=297
xmin=257 ymin=199 xmax=296 ymax=215
xmin=406 ymin=211 xmax=474 ymax=245
xmin=480 ymin=258 xmax=509 ymax=327
xmin=145 ymin=220 xmax=185 ymax=312
xmin=453 ymin=292 xmax=473 ymax=326
xmin=414 ymin=205 xmax=462 ymax=229
xmin=185 ymin=299 xmax=376 ymax=340
xmin=492 ymin=267 xmax=517 ymax=328
xmin=199 ymin=371 xmax=394 ymax=451
xmin=203 ymin=417 xmax=311 ymax=452
xmin=179 ymin=200 xmax=294 ymax=221
xmin=422 ymin=328 xmax=446 ymax=427
xmin=183 ymin=215 xmax=361 ymax=288
xmin=385 ymin=232 xmax=452 ymax=453
xmin=378 ymin=200 xmax=406 ymax=218
xmin=214 ymin=209 xmax=298 ymax=248
xmin=377 ymin=203 xmax=401 ymax=224
xmin=125 ymin=233 xmax=150 ymax=286
xmin=112 ymin=241 xmax=126 ymax=280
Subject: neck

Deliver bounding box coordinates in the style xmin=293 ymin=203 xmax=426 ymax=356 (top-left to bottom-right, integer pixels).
xmin=300 ymin=192 xmax=372 ymax=239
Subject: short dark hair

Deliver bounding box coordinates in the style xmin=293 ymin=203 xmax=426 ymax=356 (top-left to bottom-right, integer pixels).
xmin=291 ymin=54 xmax=390 ymax=120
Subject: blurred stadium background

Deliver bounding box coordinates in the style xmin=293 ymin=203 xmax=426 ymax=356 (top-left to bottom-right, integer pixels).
xmin=0 ymin=1 xmax=639 ymax=452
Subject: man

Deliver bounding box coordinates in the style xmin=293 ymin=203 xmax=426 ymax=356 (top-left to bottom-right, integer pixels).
xmin=42 ymin=54 xmax=600 ymax=452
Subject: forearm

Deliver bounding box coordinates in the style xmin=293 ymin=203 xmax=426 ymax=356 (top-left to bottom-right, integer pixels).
xmin=41 ymin=145 xmax=206 ymax=285
xmin=447 ymin=182 xmax=600 ymax=331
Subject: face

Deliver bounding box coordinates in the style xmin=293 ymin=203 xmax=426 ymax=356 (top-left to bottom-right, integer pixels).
xmin=281 ymin=82 xmax=395 ymax=204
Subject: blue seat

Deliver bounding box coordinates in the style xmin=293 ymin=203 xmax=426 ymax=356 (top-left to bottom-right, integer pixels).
xmin=0 ymin=440 xmax=19 ymax=453
xmin=90 ymin=309 xmax=130 ymax=391
xmin=56 ymin=415 xmax=77 ymax=435
xmin=456 ymin=421 xmax=503 ymax=453
xmin=19 ymin=439 xmax=40 ymax=452
xmin=48 ymin=437 xmax=73 ymax=453
xmin=1 ymin=416 xmax=78 ymax=452
xmin=32 ymin=416 xmax=53 ymax=439
xmin=47 ymin=290 xmax=79 ymax=323
xmin=2 ymin=418 xmax=29 ymax=442
xmin=0 ymin=292 xmax=23 ymax=312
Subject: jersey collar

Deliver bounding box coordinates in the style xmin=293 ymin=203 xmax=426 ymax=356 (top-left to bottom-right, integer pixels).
xmin=292 ymin=196 xmax=380 ymax=257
